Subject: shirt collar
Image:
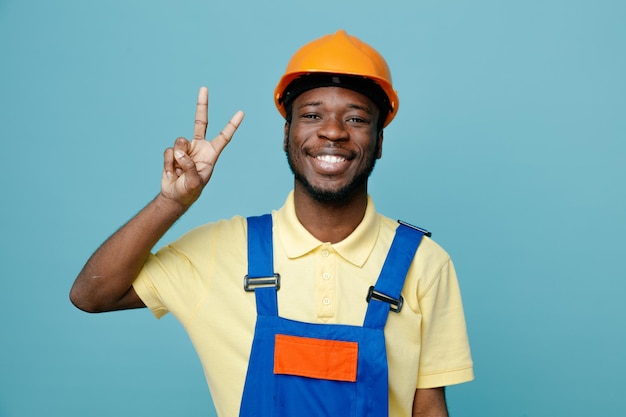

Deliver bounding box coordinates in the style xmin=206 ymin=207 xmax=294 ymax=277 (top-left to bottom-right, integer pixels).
xmin=275 ymin=191 xmax=380 ymax=267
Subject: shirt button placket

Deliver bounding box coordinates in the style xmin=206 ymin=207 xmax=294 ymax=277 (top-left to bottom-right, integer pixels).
xmin=317 ymin=245 xmax=336 ymax=320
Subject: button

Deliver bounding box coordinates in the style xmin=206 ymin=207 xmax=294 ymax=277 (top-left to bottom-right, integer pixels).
xmin=323 ymin=273 xmax=331 ymax=280
xmin=322 ymin=298 xmax=331 ymax=305
xmin=321 ymin=250 xmax=330 ymax=257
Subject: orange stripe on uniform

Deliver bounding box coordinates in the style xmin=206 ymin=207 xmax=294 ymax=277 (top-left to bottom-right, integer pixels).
xmin=274 ymin=334 xmax=358 ymax=382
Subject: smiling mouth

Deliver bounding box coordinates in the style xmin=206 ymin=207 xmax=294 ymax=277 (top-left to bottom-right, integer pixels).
xmin=316 ymin=155 xmax=346 ymax=163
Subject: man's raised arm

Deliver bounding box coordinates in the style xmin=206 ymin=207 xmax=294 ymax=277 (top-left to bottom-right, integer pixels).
xmin=69 ymin=87 xmax=244 ymax=313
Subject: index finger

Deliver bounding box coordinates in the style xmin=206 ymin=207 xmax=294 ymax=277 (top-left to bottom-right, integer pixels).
xmin=193 ymin=86 xmax=208 ymax=140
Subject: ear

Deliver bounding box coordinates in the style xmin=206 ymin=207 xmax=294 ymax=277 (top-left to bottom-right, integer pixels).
xmin=376 ymin=130 xmax=384 ymax=159
xmin=283 ymin=122 xmax=290 ymax=152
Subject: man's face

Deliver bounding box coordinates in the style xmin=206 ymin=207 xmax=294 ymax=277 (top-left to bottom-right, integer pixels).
xmin=284 ymin=86 xmax=383 ymax=203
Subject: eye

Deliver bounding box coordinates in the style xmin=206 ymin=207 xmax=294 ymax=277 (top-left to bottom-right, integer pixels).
xmin=347 ymin=115 xmax=371 ymax=125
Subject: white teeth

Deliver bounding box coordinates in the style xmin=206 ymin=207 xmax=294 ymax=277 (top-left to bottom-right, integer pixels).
xmin=316 ymin=155 xmax=345 ymax=163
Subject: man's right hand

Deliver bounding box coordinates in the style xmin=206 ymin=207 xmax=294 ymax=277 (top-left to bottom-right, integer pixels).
xmin=70 ymin=87 xmax=244 ymax=313
xmin=161 ymin=86 xmax=244 ymax=208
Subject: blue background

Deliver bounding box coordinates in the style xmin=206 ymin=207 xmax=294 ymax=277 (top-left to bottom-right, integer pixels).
xmin=1 ymin=0 xmax=624 ymax=416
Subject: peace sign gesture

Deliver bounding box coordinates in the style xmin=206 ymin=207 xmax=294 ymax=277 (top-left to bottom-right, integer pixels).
xmin=161 ymin=87 xmax=244 ymax=208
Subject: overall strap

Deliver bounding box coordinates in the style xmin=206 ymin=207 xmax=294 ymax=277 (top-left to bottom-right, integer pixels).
xmin=245 ymin=214 xmax=279 ymax=316
xmin=363 ymin=223 xmax=427 ymax=329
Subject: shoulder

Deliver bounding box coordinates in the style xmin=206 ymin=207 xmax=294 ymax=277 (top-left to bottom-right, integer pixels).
xmin=182 ymin=214 xmax=247 ymax=237
xmin=168 ymin=215 xmax=248 ymax=255
xmin=377 ymin=214 xmax=450 ymax=261
xmin=377 ymin=213 xmax=454 ymax=294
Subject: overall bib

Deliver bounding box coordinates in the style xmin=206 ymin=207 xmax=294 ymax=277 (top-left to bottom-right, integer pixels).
xmin=239 ymin=215 xmax=427 ymax=417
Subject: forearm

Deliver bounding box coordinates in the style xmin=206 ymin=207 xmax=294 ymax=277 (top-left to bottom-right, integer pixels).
xmin=413 ymin=388 xmax=448 ymax=417
xmin=70 ymin=193 xmax=188 ymax=312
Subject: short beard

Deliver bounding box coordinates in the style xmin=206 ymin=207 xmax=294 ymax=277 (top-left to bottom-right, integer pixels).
xmin=284 ymin=135 xmax=379 ymax=204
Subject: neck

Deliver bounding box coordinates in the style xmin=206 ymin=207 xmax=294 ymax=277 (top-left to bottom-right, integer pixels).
xmin=293 ymin=185 xmax=368 ymax=244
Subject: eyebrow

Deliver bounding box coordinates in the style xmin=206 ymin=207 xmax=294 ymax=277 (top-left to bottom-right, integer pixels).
xmin=346 ymin=103 xmax=373 ymax=114
xmin=297 ymin=100 xmax=323 ymax=110
xmin=297 ymin=101 xmax=373 ymax=114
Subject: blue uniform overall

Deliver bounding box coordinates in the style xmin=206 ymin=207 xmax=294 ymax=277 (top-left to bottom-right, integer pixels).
xmin=239 ymin=214 xmax=427 ymax=417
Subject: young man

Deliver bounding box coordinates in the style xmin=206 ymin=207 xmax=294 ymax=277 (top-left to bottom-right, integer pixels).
xmin=70 ymin=30 xmax=474 ymax=417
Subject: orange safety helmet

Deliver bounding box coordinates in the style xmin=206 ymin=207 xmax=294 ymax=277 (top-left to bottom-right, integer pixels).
xmin=274 ymin=30 xmax=399 ymax=127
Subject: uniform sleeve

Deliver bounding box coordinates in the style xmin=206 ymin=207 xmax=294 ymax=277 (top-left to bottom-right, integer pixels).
xmin=132 ymin=227 xmax=213 ymax=323
xmin=132 ymin=250 xmax=179 ymax=319
xmin=416 ymin=258 xmax=474 ymax=388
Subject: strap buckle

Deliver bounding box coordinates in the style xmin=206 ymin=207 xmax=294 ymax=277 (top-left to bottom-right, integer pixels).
xmin=397 ymin=220 xmax=432 ymax=237
xmin=244 ymin=274 xmax=281 ymax=292
xmin=366 ymin=286 xmax=404 ymax=313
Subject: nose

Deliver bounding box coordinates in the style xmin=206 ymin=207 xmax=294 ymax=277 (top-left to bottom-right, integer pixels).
xmin=318 ymin=116 xmax=348 ymax=142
